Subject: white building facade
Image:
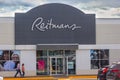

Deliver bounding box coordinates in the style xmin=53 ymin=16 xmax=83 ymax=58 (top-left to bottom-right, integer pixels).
xmin=0 ymin=3 xmax=120 ymax=77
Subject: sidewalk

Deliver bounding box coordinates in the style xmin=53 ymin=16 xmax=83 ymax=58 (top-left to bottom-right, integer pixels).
xmin=3 ymin=75 xmax=97 ymax=80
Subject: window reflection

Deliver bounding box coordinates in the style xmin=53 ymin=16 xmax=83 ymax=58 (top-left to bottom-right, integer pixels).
xmin=90 ymin=49 xmax=109 ymax=69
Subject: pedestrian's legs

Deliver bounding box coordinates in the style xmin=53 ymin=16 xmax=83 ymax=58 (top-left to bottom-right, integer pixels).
xmin=18 ymin=69 xmax=22 ymax=77
xmin=14 ymin=70 xmax=19 ymax=77
xmin=22 ymin=71 xmax=25 ymax=77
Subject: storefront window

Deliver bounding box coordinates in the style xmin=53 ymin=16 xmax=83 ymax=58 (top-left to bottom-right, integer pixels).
xmin=36 ymin=50 xmax=76 ymax=75
xmin=65 ymin=50 xmax=75 ymax=56
xmin=37 ymin=50 xmax=47 ymax=57
xmin=36 ymin=50 xmax=48 ymax=75
xmin=49 ymin=50 xmax=63 ymax=56
xmin=68 ymin=56 xmax=76 ymax=74
xmin=90 ymin=49 xmax=109 ymax=69
xmin=0 ymin=50 xmax=20 ymax=71
xmin=36 ymin=57 xmax=48 ymax=75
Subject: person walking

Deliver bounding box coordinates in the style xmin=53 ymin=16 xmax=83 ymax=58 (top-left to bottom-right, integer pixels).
xmin=21 ymin=63 xmax=25 ymax=77
xmin=14 ymin=62 xmax=21 ymax=77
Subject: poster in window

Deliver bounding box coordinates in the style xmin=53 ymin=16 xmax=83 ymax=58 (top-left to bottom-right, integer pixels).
xmin=0 ymin=50 xmax=20 ymax=71
xmin=68 ymin=62 xmax=74 ymax=69
xmin=38 ymin=60 xmax=45 ymax=71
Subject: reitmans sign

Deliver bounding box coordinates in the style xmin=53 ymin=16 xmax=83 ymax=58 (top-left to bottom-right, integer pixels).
xmin=15 ymin=3 xmax=96 ymax=45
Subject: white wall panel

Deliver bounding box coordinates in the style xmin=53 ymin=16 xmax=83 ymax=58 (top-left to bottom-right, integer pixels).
xmin=76 ymin=50 xmax=90 ymax=74
xmin=96 ymin=19 xmax=120 ymax=44
xmin=0 ymin=18 xmax=14 ymax=45
xmin=109 ymin=49 xmax=120 ymax=65
xmin=20 ymin=50 xmax=36 ymax=76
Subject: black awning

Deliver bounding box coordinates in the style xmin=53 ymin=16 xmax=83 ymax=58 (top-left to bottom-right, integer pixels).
xmin=37 ymin=44 xmax=78 ymax=50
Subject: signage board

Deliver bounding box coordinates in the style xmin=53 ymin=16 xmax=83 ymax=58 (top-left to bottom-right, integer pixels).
xmin=15 ymin=3 xmax=96 ymax=45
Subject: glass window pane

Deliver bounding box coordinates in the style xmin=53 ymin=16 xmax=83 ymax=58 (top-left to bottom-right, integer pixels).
xmin=37 ymin=50 xmax=47 ymax=57
xmin=90 ymin=49 xmax=109 ymax=69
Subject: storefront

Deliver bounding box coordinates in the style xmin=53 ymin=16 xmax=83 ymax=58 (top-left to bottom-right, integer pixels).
xmin=36 ymin=44 xmax=77 ymax=75
xmin=36 ymin=49 xmax=76 ymax=75
xmin=0 ymin=3 xmax=120 ymax=77
xmin=14 ymin=3 xmax=95 ymax=76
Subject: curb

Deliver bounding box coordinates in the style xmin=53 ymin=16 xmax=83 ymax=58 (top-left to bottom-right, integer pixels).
xmin=3 ymin=75 xmax=97 ymax=80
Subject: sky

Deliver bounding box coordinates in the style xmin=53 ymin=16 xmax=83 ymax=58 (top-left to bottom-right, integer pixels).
xmin=0 ymin=0 xmax=120 ymax=18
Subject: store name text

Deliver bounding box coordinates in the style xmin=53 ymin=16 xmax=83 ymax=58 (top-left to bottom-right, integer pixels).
xmin=31 ymin=17 xmax=82 ymax=32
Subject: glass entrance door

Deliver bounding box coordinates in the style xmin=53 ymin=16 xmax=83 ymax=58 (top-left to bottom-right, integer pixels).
xmin=50 ymin=57 xmax=64 ymax=75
